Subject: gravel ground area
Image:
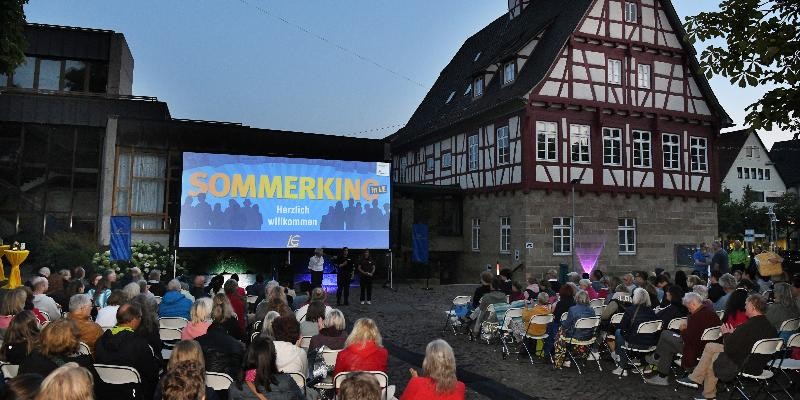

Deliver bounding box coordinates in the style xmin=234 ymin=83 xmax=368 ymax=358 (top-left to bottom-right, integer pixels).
xmin=340 ymin=284 xmax=690 ymax=400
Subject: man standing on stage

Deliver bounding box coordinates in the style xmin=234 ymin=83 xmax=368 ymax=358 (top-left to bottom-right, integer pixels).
xmin=334 ymin=247 xmax=353 ymax=306
xmin=358 ymin=249 xmax=376 ymax=305
xmin=309 ymin=248 xmax=325 ymax=289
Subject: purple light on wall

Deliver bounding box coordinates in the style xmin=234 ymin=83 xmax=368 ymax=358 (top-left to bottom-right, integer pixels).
xmin=575 ymin=236 xmax=606 ymax=273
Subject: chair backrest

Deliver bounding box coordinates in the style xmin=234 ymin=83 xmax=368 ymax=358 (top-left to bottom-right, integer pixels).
xmin=320 ymin=348 xmax=341 ymax=367
xmin=246 ymin=295 xmax=258 ymax=304
xmin=452 ymin=295 xmax=471 ymax=306
xmin=588 ymin=298 xmax=605 ymax=308
xmin=778 ymin=317 xmax=800 ymax=332
xmin=529 ymin=314 xmax=554 ymax=326
xmin=610 ymin=312 xmax=624 ymax=324
xmin=101 ymin=326 xmax=114 ymax=332
xmin=94 ymin=364 xmax=141 ymax=384
xmin=286 ymin=372 xmax=307 ymax=395
xmin=159 ymin=317 xmax=188 ymax=329
xmin=667 ymin=317 xmax=687 ymax=331
xmin=786 ymin=333 xmax=800 ymax=349
xmin=592 ymin=305 xmax=605 ymax=316
xmin=250 ymin=332 xmax=260 ymax=342
xmin=333 ymin=371 xmax=389 ymax=391
xmin=159 ymin=327 xmax=182 ymax=342
xmin=299 ymin=336 xmax=312 ymax=350
xmin=716 ymin=310 xmax=725 ymax=320
xmin=750 ymin=338 xmax=783 ymax=355
xmin=206 ymin=372 xmax=234 ymax=391
xmin=253 ymin=320 xmax=263 ymax=332
xmin=574 ymin=316 xmax=600 ymax=330
xmin=501 ymin=308 xmax=523 ymax=329
xmin=0 ymin=363 xmax=19 ymax=379
xmin=700 ymin=326 xmax=721 ymax=341
xmin=560 ymin=312 xmax=568 ymax=322
xmin=153 ymin=296 xmax=162 ymax=305
xmin=78 ymin=341 xmax=91 ymax=355
xmin=636 ymin=320 xmax=662 ymax=334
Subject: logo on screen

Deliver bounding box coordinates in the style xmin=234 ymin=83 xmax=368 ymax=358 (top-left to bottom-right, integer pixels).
xmin=376 ymin=162 xmax=390 ymax=176
xmin=286 ymin=235 xmax=301 ymax=248
xmin=367 ymin=184 xmax=388 ymax=195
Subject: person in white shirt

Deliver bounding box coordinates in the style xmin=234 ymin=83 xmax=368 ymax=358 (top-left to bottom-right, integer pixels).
xmin=272 ymin=315 xmax=308 ymax=378
xmin=30 ymin=277 xmax=60 ymax=321
xmin=308 ymin=248 xmax=325 ymax=289
xmin=295 ymin=287 xmax=333 ymax=322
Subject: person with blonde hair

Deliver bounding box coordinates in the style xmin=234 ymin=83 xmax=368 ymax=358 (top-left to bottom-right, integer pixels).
xmin=182 ymin=297 xmax=213 ymax=340
xmin=334 ymin=318 xmax=388 ymax=376
xmin=295 ymin=287 xmax=332 ymax=322
xmin=339 ymin=372 xmax=381 ymax=400
xmin=153 ymin=340 xmax=218 ymax=400
xmin=212 ymin=293 xmax=244 ymax=341
xmin=400 ymin=339 xmax=465 ymax=399
xmin=309 ymin=308 xmax=347 ymax=351
xmin=0 ymin=288 xmax=42 ymax=332
xmin=19 ymin=319 xmax=96 ymax=377
xmin=35 ymin=362 xmax=94 ymax=400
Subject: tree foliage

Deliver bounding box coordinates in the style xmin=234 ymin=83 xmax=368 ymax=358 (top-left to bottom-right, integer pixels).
xmin=718 ymin=188 xmax=800 ymax=242
xmin=0 ymin=0 xmax=28 ymax=76
xmin=685 ymin=0 xmax=800 ymax=138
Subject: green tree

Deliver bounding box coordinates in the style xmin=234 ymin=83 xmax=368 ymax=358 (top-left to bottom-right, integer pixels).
xmin=773 ymin=192 xmax=800 ymax=241
xmin=685 ymin=0 xmax=800 ymax=138
xmin=718 ymin=186 xmax=770 ymax=239
xmin=0 ymin=0 xmax=29 ymax=75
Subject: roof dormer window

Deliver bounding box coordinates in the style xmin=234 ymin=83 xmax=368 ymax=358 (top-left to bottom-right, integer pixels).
xmin=473 ymin=52 xmax=482 ymax=62
xmin=445 ymin=90 xmax=456 ymax=104
xmin=464 ymin=83 xmax=472 ymax=96
xmin=473 ymin=76 xmax=484 ymax=98
xmin=503 ymin=60 xmax=516 ymax=85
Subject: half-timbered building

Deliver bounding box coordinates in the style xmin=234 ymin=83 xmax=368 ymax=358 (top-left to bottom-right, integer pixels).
xmin=389 ymin=0 xmax=733 ymax=280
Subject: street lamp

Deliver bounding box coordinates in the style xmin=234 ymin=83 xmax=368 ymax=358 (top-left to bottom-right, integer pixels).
xmin=767 ymin=205 xmax=778 ymax=251
xmin=570 ymin=178 xmax=582 ymax=273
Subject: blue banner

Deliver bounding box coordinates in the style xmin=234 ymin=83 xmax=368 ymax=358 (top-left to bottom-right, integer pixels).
xmin=110 ymin=216 xmax=132 ymax=261
xmin=412 ymin=223 xmax=428 ymax=264
xmin=179 ymin=152 xmax=391 ymax=249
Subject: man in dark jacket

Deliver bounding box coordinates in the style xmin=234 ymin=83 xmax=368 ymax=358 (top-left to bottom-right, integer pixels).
xmin=147 ymin=270 xmax=166 ymax=297
xmin=645 ymin=292 xmax=721 ymax=386
xmin=94 ymin=303 xmax=160 ymax=399
xmin=677 ymin=294 xmax=777 ymax=399
xmin=195 ymin=322 xmax=245 ymax=379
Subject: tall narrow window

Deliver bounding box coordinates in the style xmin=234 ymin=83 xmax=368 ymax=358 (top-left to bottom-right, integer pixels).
xmin=114 ymin=151 xmax=168 ymax=231
xmin=624 ymin=2 xmax=638 ymax=23
xmin=765 ymin=169 xmax=771 ymax=180
xmin=758 ymin=169 xmax=764 ymax=180
xmin=503 ymin=61 xmax=516 ymax=84
xmin=608 ymin=59 xmax=622 ymax=84
xmin=441 ymin=152 xmax=452 ymax=169
xmin=570 ymin=124 xmax=591 ymax=164
xmin=471 ymin=218 xmax=481 ymax=251
xmin=662 ymin=133 xmax=681 ymax=170
xmin=398 ymin=158 xmax=407 ymax=183
xmin=632 ymin=130 xmax=652 ymax=168
xmin=426 ymin=157 xmax=434 ymax=173
xmin=11 ymin=56 xmax=35 ymax=88
xmin=690 ymin=137 xmax=708 ymax=172
xmin=638 ymin=64 xmax=651 ymax=89
xmin=473 ymin=76 xmax=484 ymax=98
xmin=468 ymin=134 xmax=479 ymax=171
xmin=744 ymin=168 xmax=750 ymax=179
xmin=553 ymin=217 xmax=572 ymax=255
xmin=500 ymin=217 xmax=511 ymax=253
xmin=603 ymin=127 xmax=623 ymax=166
xmin=737 ymin=167 xmax=743 ymax=179
xmin=536 ymin=121 xmax=558 ymax=161
xmin=497 ymin=126 xmax=510 ymax=164
xmin=37 ymin=59 xmax=61 ymax=90
xmin=618 ymin=218 xmax=636 ymax=255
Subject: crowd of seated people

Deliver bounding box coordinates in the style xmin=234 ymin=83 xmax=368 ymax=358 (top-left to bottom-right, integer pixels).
xmin=0 ymin=268 xmax=469 ymax=400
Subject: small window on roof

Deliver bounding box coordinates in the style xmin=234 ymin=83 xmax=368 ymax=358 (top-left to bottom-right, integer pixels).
xmin=464 ymin=84 xmax=472 ymax=96
xmin=474 ymin=52 xmax=482 ymax=62
xmin=446 ymin=91 xmax=456 ymax=104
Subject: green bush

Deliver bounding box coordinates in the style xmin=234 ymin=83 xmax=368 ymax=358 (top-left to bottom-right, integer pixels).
xmin=37 ymin=232 xmax=98 ymax=269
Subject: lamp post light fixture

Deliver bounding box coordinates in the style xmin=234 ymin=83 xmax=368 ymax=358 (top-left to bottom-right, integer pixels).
xmin=767 ymin=205 xmax=778 ymax=251
xmin=570 ymin=178 xmax=582 ymax=273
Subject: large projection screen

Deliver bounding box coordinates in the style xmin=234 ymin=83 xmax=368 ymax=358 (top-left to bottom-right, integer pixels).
xmin=179 ymin=152 xmax=391 ymax=249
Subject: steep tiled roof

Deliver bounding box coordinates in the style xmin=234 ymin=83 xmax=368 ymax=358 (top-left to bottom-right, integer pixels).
xmin=716 ymin=129 xmax=750 ymax=179
xmin=770 ymin=139 xmax=800 ymax=186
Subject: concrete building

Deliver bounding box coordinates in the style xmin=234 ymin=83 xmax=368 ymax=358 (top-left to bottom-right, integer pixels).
xmin=770 ymin=139 xmax=800 ymax=195
xmin=717 ymin=129 xmax=786 ymax=205
xmin=389 ymin=0 xmax=732 ymax=281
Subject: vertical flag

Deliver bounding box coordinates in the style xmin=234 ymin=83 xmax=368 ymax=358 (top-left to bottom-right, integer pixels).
xmin=110 ymin=216 xmax=132 ymax=261
xmin=411 ymin=223 xmax=428 ymax=264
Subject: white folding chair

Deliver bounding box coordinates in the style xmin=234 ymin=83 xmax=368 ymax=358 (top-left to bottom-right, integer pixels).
xmin=592 ymin=305 xmax=605 ymax=316
xmin=246 ymin=295 xmax=258 ymax=304
xmin=153 ymin=296 xmax=162 ymax=305
xmin=94 ymin=364 xmax=141 ymax=398
xmin=733 ymin=338 xmax=784 ymax=400
xmin=667 ymin=317 xmax=687 ymax=331
xmin=609 ymin=313 xmax=624 ymax=325
xmin=778 ymin=317 xmax=800 ymax=333
xmin=700 ymin=326 xmax=721 ymax=342
xmin=560 ymin=312 xmax=569 ymax=322
xmin=619 ymin=320 xmax=662 ymax=382
xmin=78 ymin=341 xmax=92 ymax=356
xmin=299 ymin=336 xmax=312 ymax=351
xmin=101 ymin=326 xmax=114 ymax=332
xmin=442 ymin=295 xmax=471 ymax=335
xmin=206 ymin=372 xmax=234 ymax=391
xmin=286 ymin=372 xmax=307 ymax=396
xmin=159 ymin=317 xmax=188 ymax=330
xmin=312 ymin=348 xmax=342 ymax=390
xmin=159 ymin=327 xmax=182 ymax=359
xmin=520 ymin=314 xmax=554 ymax=364
xmin=253 ymin=320 xmax=263 ymax=332
xmin=497 ymin=308 xmax=523 ymax=359
xmin=334 ymin=371 xmax=389 ymax=400
xmin=589 ymin=298 xmax=605 ymax=308
xmin=769 ymin=332 xmax=800 ymax=398
xmin=563 ymin=316 xmax=602 ymax=374
xmin=0 ymin=362 xmax=19 ymax=379
xmin=250 ymin=331 xmax=261 ymax=342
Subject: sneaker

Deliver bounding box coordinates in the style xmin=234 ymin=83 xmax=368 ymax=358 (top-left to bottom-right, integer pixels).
xmin=677 ymin=377 xmax=700 ymax=389
xmin=563 ymin=360 xmax=571 ymax=368
xmin=360 ymin=301 xmax=365 ymax=305
xmin=611 ymin=352 xmax=620 ymax=363
xmin=589 ymin=351 xmax=601 ymax=361
xmin=645 ymin=354 xmax=658 ymax=365
xmin=645 ymin=375 xmax=669 ymax=386
xmin=367 ymin=301 xmax=371 ymax=305
xmin=693 ymin=393 xmax=715 ymax=400
xmin=612 ymin=367 xmax=628 ymax=377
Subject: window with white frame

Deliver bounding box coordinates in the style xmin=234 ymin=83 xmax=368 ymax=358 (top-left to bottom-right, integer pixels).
xmin=553 ymin=217 xmax=572 ymax=255
xmin=632 ymin=130 xmax=652 ymax=168
xmin=690 ymin=137 xmax=708 ymax=172
xmin=624 ymin=2 xmax=638 ymax=23
xmin=115 ymin=150 xmax=168 ymax=231
xmin=618 ymin=218 xmax=636 ymax=254
xmin=765 ymin=169 xmax=771 ymax=180
xmin=638 ymin=64 xmax=650 ymax=89
xmin=503 ymin=61 xmax=516 ymax=84
xmin=471 ymin=218 xmax=480 ymax=251
xmin=662 ymin=133 xmax=681 ymax=170
xmin=758 ymin=169 xmax=764 ymax=180
xmin=603 ymin=127 xmax=623 ymax=166
xmin=608 ymin=59 xmax=622 ymax=84
xmin=497 ymin=126 xmax=510 ymax=164
xmin=468 ymin=134 xmax=479 ymax=171
xmin=536 ymin=121 xmax=558 ymax=161
xmin=473 ymin=76 xmax=484 ymax=98
xmin=500 ymin=217 xmax=511 ymax=253
xmin=737 ymin=167 xmax=743 ymax=179
xmin=426 ymin=157 xmax=434 ymax=172
xmin=398 ymin=158 xmax=408 ymax=182
xmin=441 ymin=152 xmax=452 ymax=169
xmin=744 ymin=168 xmax=750 ymax=179
xmin=570 ymin=124 xmax=591 ymax=164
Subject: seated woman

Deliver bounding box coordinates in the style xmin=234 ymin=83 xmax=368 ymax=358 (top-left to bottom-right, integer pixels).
xmin=552 ymin=290 xmax=595 ymax=369
xmin=94 ymin=290 xmax=129 ymax=328
xmin=339 ymin=373 xmax=381 ymax=400
xmin=271 ymin=315 xmax=308 ymax=378
xmin=182 ymin=297 xmax=213 ymax=340
xmin=300 ymin=301 xmax=326 ymax=337
xmin=469 ymin=277 xmax=507 ymax=337
xmin=578 ymin=279 xmax=599 ymax=300
xmin=613 ymin=288 xmax=658 ymax=376
xmin=228 ymin=336 xmax=305 ymax=400
xmin=765 ymin=283 xmax=800 ymax=334
xmin=212 ymin=293 xmax=245 ymax=341
xmin=470 ymin=271 xmax=493 ymax=309
xmin=154 ymin=340 xmax=219 ymax=400
xmin=0 ymin=288 xmax=46 ymax=334
xmin=519 ymin=292 xmax=551 ymax=358
xmin=656 ymin=285 xmax=687 ymax=331
xmin=36 ymin=362 xmax=95 ymax=400
xmin=0 ymin=311 xmax=40 ymax=364
xmin=334 ymin=318 xmax=388 ymax=375
xmin=19 ymin=319 xmax=97 ymax=378
xmin=2 ymin=373 xmax=42 ymax=400
xmin=309 ymin=309 xmax=347 ymax=352
xmin=509 ymin=281 xmax=526 ymax=302
xmin=400 ymin=339 xmax=465 ymax=400
xmin=544 ymin=285 xmax=576 ymax=358
xmin=721 ymin=288 xmax=749 ymax=329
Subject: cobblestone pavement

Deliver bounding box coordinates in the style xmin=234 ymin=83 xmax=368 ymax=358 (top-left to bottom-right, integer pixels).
xmin=341 ymin=284 xmax=689 ymax=400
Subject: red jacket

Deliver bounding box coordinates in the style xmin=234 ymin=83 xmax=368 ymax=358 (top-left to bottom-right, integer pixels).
xmin=227 ymin=294 xmax=246 ymax=331
xmin=680 ymin=303 xmax=721 ymax=368
xmin=400 ymin=377 xmax=465 ymax=400
xmin=334 ymin=341 xmax=388 ymax=376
